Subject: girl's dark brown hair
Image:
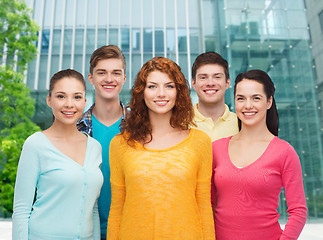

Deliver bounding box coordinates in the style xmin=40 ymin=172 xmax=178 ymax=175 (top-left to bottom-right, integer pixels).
xmin=49 ymin=69 xmax=86 ymax=96
xmin=122 ymin=57 xmax=194 ymax=145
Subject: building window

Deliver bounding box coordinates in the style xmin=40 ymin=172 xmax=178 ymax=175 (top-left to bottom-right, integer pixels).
xmin=319 ymin=10 xmax=323 ymax=33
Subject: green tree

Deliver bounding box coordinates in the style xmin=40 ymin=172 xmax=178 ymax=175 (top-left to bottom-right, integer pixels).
xmin=0 ymin=0 xmax=40 ymax=216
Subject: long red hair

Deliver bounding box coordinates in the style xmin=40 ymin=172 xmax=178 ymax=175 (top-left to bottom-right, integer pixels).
xmin=121 ymin=57 xmax=194 ymax=146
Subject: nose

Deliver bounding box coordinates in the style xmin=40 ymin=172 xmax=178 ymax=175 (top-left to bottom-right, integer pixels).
xmin=245 ymin=99 xmax=252 ymax=109
xmin=105 ymin=72 xmax=113 ymax=82
xmin=157 ymin=86 xmax=166 ymax=97
xmin=65 ymin=97 xmax=73 ymax=108
xmin=205 ymin=76 xmax=216 ymax=86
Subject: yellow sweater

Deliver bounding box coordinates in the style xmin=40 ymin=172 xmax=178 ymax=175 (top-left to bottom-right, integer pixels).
xmin=107 ymin=128 xmax=215 ymax=240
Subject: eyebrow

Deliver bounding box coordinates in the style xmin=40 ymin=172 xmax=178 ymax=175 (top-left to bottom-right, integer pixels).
xmin=54 ymin=91 xmax=84 ymax=94
xmin=147 ymin=81 xmax=175 ymax=85
xmin=95 ymin=69 xmax=123 ymax=72
xmin=236 ymin=93 xmax=264 ymax=97
xmin=197 ymin=73 xmax=224 ymax=76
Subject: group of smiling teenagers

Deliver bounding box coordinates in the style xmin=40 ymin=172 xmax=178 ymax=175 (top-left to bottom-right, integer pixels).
xmin=12 ymin=45 xmax=307 ymax=240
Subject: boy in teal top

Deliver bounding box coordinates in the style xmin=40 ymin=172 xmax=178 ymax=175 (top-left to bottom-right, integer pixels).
xmin=77 ymin=45 xmax=126 ymax=240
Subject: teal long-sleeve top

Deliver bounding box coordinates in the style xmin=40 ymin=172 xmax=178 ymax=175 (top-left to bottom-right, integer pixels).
xmin=12 ymin=132 xmax=103 ymax=240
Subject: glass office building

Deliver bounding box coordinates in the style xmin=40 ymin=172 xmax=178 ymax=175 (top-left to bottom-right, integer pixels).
xmin=24 ymin=0 xmax=323 ymax=219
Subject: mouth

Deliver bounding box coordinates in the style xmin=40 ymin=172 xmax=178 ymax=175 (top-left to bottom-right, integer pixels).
xmin=154 ymin=100 xmax=169 ymax=106
xmin=204 ymin=89 xmax=218 ymax=95
xmin=102 ymin=85 xmax=116 ymax=89
xmin=61 ymin=111 xmax=76 ymax=117
xmin=243 ymin=112 xmax=256 ymax=116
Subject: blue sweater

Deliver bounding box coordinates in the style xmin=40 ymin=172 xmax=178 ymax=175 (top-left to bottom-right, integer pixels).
xmin=12 ymin=132 xmax=103 ymax=240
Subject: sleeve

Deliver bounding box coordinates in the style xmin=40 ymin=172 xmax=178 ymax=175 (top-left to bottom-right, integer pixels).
xmin=106 ymin=136 xmax=126 ymax=240
xmin=211 ymin=141 xmax=217 ymax=231
xmin=12 ymin=135 xmax=40 ymax=240
xmin=92 ymin=200 xmax=100 ymax=239
xmin=211 ymin=142 xmax=216 ymax=209
xmin=280 ymin=144 xmax=307 ymax=240
xmin=196 ymin=134 xmax=216 ymax=240
xmin=92 ymin=140 xmax=102 ymax=239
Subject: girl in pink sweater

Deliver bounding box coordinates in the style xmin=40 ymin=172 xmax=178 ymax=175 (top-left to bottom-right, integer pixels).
xmin=211 ymin=69 xmax=307 ymax=240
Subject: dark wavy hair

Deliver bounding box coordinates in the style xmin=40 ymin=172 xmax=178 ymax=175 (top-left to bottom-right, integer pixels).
xmin=234 ymin=69 xmax=279 ymax=136
xmin=122 ymin=57 xmax=194 ymax=145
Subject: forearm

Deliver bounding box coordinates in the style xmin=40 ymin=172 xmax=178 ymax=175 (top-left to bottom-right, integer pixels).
xmin=92 ymin=201 xmax=100 ymax=240
xmin=106 ymin=184 xmax=125 ymax=240
xmin=196 ymin=180 xmax=215 ymax=240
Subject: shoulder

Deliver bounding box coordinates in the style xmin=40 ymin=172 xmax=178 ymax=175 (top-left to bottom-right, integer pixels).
xmin=110 ymin=133 xmax=129 ymax=150
xmin=212 ymin=136 xmax=230 ymax=148
xmin=269 ymin=137 xmax=299 ymax=162
xmin=20 ymin=132 xmax=46 ymax=160
xmin=188 ymin=129 xmax=212 ymax=152
xmin=228 ymin=111 xmax=237 ymax=119
xmin=192 ymin=103 xmax=206 ymax=122
xmin=77 ymin=104 xmax=94 ymax=124
xmin=23 ymin=132 xmax=44 ymax=148
xmin=190 ymin=128 xmax=211 ymax=142
xmin=271 ymin=137 xmax=297 ymax=154
xmin=87 ymin=135 xmax=102 ymax=149
xmin=223 ymin=105 xmax=237 ymax=120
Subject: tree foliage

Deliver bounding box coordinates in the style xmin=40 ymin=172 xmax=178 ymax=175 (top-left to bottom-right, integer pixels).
xmin=0 ymin=0 xmax=40 ymax=215
xmin=0 ymin=0 xmax=39 ymax=69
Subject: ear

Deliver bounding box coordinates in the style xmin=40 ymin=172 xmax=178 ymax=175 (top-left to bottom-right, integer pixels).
xmin=46 ymin=95 xmax=52 ymax=108
xmin=88 ymin=73 xmax=94 ymax=85
xmin=267 ymin=96 xmax=273 ymax=109
xmin=225 ymin=78 xmax=231 ymax=90
xmin=84 ymin=97 xmax=87 ymax=108
xmin=122 ymin=74 xmax=126 ymax=85
xmin=192 ymin=78 xmax=197 ymax=91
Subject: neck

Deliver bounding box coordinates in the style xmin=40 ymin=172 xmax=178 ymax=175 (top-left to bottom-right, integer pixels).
xmin=92 ymin=96 xmax=123 ymax=125
xmin=237 ymin=123 xmax=274 ymax=141
xmin=149 ymin=111 xmax=176 ymax=136
xmin=197 ymin=100 xmax=226 ymax=122
xmin=47 ymin=121 xmax=80 ymax=138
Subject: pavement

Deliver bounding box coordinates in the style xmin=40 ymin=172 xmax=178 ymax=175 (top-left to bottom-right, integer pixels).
xmin=1 ymin=218 xmax=322 ymax=239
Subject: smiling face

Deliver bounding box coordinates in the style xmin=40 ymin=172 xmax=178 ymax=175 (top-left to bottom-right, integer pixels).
xmin=47 ymin=77 xmax=86 ymax=125
xmin=192 ymin=63 xmax=230 ymax=106
xmin=88 ymin=58 xmax=126 ymax=102
xmin=144 ymin=71 xmax=177 ymax=118
xmin=235 ymin=79 xmax=272 ymax=129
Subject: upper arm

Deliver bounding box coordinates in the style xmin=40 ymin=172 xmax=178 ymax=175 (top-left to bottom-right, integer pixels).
xmin=12 ymin=136 xmax=40 ymax=239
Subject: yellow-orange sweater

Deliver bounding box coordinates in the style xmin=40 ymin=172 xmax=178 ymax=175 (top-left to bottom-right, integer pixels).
xmin=107 ymin=128 xmax=215 ymax=240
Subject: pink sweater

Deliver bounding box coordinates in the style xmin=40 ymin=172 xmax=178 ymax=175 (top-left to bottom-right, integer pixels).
xmin=211 ymin=137 xmax=307 ymax=240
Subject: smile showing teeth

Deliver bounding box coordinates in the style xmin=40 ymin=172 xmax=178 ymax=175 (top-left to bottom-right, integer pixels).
xmin=62 ymin=111 xmax=75 ymax=115
xmin=103 ymin=85 xmax=115 ymax=89
xmin=243 ymin=112 xmax=256 ymax=116
xmin=204 ymin=90 xmax=217 ymax=94
xmin=155 ymin=100 xmax=168 ymax=105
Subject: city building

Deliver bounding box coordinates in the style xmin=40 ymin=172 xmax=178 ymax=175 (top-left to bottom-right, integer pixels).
xmin=305 ymin=0 xmax=323 ymax=140
xmin=24 ymin=0 xmax=323 ymax=219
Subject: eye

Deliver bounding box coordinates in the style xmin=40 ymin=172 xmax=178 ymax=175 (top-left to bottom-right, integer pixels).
xmin=236 ymin=97 xmax=244 ymax=101
xmin=166 ymin=84 xmax=175 ymax=88
xmin=147 ymin=85 xmax=156 ymax=89
xmin=253 ymin=96 xmax=261 ymax=101
xmin=97 ymin=71 xmax=105 ymax=75
xmin=113 ymin=72 xmax=121 ymax=76
xmin=57 ymin=94 xmax=64 ymax=99
xmin=75 ymin=95 xmax=83 ymax=100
